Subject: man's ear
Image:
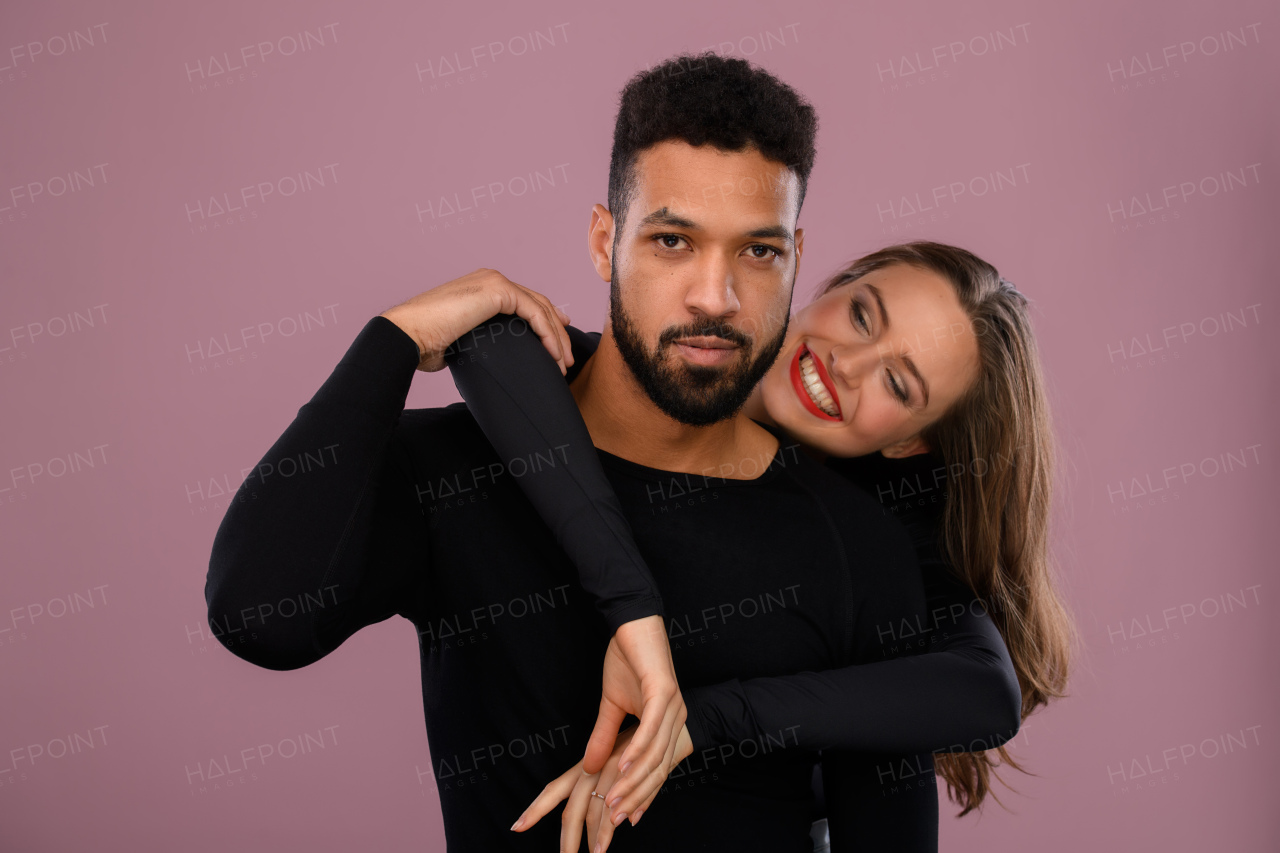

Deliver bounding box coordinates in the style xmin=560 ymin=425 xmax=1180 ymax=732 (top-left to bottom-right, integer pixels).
xmin=880 ymin=434 xmax=930 ymax=459
xmin=587 ymin=204 xmax=614 ymax=283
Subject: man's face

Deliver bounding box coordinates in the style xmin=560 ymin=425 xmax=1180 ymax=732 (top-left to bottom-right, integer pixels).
xmin=606 ymin=140 xmax=804 ymax=426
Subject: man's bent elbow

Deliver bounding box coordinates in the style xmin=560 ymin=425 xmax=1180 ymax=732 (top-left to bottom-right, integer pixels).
xmin=205 ymin=591 xmax=325 ymax=672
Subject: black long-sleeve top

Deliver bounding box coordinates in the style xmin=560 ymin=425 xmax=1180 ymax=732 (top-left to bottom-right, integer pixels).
xmin=207 ymin=314 xmax=985 ymax=852
xmin=445 ymin=315 xmax=1024 ymax=850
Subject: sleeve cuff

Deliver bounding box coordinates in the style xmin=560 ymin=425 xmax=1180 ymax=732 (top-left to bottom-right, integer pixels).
xmin=601 ymin=596 xmax=665 ymax=635
xmin=680 ymin=681 xmax=744 ymax=753
xmin=309 ymin=316 xmax=422 ymax=418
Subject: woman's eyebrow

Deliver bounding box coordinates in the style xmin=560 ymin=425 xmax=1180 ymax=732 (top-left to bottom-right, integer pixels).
xmin=902 ymin=355 xmax=930 ymax=407
xmin=866 ymin=282 xmax=930 ymax=405
xmin=866 ymin=283 xmax=890 ymax=331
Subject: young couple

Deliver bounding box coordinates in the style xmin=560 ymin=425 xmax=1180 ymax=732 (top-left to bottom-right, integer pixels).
xmin=206 ymin=52 xmax=1071 ymax=853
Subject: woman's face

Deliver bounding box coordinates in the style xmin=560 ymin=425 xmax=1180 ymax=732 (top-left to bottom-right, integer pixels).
xmin=759 ymin=262 xmax=981 ymax=459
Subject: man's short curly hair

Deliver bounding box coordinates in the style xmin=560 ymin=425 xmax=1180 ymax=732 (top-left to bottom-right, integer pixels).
xmin=607 ymin=52 xmax=818 ymax=232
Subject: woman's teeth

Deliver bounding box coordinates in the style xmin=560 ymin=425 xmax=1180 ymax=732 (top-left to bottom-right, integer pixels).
xmin=799 ymin=351 xmax=839 ymax=417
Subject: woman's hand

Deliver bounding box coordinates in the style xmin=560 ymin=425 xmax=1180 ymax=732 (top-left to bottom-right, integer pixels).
xmin=584 ymin=616 xmax=686 ymax=788
xmin=511 ymin=723 xmax=694 ymax=853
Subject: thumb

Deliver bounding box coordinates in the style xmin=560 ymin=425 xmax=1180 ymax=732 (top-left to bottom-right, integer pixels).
xmin=582 ymin=696 xmax=627 ymax=775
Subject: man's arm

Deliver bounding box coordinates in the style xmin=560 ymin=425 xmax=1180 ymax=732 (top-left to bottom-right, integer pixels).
xmin=205 ymin=314 xmax=429 ymax=669
xmin=206 ymin=269 xmax=578 ymax=670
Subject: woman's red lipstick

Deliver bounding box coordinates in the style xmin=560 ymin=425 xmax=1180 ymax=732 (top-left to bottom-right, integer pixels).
xmin=789 ymin=342 xmax=842 ymax=421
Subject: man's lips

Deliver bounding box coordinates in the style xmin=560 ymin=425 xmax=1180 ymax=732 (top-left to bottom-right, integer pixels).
xmin=673 ymin=335 xmax=739 ymax=366
xmin=674 ymin=335 xmax=737 ymax=349
xmin=789 ymin=342 xmax=842 ymax=421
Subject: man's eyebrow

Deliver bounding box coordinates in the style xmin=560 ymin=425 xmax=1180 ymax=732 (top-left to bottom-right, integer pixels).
xmin=637 ymin=209 xmax=794 ymax=246
xmin=745 ymin=225 xmax=794 ymax=245
xmin=638 ymin=207 xmax=699 ymax=229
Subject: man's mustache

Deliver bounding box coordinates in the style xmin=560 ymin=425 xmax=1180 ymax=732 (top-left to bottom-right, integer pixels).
xmin=657 ymin=322 xmax=753 ymax=350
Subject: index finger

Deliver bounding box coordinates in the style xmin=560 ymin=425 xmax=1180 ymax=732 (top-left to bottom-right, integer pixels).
xmin=513 ymin=284 xmax=574 ymax=373
xmin=512 ymin=768 xmax=578 ymax=832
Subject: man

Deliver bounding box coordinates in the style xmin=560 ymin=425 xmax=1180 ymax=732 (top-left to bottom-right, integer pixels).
xmin=206 ymin=53 xmax=934 ymax=851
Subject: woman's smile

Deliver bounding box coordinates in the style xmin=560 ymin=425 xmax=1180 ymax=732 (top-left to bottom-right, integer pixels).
xmin=789 ymin=341 xmax=842 ymax=421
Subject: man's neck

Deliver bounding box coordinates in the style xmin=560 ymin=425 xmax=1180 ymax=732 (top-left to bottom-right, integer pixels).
xmin=568 ymin=326 xmax=780 ymax=479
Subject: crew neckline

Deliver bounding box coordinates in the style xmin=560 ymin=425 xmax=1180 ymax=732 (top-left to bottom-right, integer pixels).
xmin=593 ymin=419 xmax=796 ymax=485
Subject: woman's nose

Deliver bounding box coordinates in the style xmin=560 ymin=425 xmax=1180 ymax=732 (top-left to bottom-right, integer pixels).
xmin=829 ymin=342 xmax=880 ymax=386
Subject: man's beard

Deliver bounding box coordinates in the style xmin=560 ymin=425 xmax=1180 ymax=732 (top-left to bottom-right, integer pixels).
xmin=609 ymin=268 xmax=790 ymax=427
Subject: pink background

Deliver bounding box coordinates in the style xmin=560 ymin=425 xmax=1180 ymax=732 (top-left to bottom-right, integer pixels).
xmin=1 ymin=0 xmax=1276 ymax=850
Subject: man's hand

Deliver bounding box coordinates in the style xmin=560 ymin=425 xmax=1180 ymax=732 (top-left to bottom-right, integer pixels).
xmin=379 ymin=268 xmax=574 ymax=374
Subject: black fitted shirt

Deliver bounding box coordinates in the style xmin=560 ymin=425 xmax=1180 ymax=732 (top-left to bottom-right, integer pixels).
xmin=443 ymin=314 xmax=1024 ymax=851
xmin=206 ymin=315 xmax=956 ymax=852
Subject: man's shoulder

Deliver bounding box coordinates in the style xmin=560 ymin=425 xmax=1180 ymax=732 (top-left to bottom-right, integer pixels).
xmin=395 ymin=402 xmax=500 ymax=467
xmin=768 ymin=434 xmax=916 ymax=557
xmin=565 ymin=324 xmax=601 ymax=383
xmin=785 ymin=451 xmax=901 ymax=526
xmin=758 ymin=424 xmax=889 ymax=515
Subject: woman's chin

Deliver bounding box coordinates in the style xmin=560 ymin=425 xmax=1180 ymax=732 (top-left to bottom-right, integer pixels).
xmin=761 ymin=380 xmax=869 ymax=460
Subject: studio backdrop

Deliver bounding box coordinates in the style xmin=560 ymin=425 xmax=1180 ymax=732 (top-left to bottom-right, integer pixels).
xmin=0 ymin=1 xmax=1275 ymax=850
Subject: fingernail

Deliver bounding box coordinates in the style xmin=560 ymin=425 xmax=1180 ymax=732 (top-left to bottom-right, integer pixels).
xmin=632 ymin=809 xmax=643 ymax=825
xmin=594 ymin=843 xmax=602 ymax=853
xmin=510 ymin=815 xmax=524 ymax=831
xmin=609 ymin=796 xmax=622 ymax=809
xmin=612 ymin=812 xmax=628 ymax=827
xmin=619 ymin=760 xmax=632 ymax=775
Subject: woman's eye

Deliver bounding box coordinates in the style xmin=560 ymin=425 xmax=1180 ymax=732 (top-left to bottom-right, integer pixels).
xmin=887 ymin=371 xmax=909 ymax=404
xmin=849 ymin=299 xmax=870 ymax=333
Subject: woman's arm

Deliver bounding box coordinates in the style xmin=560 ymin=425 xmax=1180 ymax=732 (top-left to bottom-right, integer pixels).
xmin=446 ymin=312 xmax=682 ymax=790
xmin=444 ymin=313 xmax=664 ymax=633
xmin=449 ymin=312 xmax=1022 ymax=757
xmin=683 ymin=560 xmax=1022 ymax=755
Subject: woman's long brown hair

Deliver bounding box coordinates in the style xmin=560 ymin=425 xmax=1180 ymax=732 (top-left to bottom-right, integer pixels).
xmin=816 ymin=241 xmax=1074 ymax=815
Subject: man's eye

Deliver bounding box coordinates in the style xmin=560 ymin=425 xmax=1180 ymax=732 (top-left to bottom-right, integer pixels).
xmin=656 ymin=235 xmax=684 ymax=249
xmin=748 ymin=245 xmax=780 ymax=259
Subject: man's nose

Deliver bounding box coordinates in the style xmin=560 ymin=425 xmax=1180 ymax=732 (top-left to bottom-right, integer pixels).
xmin=683 ymin=253 xmax=741 ymax=320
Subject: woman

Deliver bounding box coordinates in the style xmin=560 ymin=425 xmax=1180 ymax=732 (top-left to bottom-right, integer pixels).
xmin=447 ymin=241 xmax=1073 ymax=851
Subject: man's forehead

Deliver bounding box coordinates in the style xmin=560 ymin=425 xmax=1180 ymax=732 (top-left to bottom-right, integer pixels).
xmin=630 ymin=141 xmax=800 ymax=222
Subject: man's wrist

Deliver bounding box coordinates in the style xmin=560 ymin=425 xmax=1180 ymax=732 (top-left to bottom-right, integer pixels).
xmin=378 ymin=309 xmax=423 ymax=357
